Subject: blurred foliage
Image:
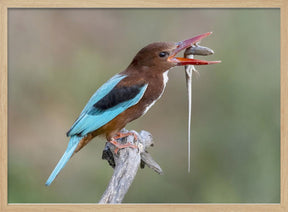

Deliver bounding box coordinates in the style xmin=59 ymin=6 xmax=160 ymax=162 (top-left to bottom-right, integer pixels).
xmin=8 ymin=9 xmax=280 ymax=203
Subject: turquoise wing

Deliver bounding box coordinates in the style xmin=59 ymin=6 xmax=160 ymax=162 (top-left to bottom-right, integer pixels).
xmin=79 ymin=74 xmax=126 ymax=116
xmin=67 ymin=75 xmax=148 ymax=137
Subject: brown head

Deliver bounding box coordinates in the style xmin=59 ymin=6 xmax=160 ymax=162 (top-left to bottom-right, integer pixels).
xmin=127 ymin=32 xmax=220 ymax=74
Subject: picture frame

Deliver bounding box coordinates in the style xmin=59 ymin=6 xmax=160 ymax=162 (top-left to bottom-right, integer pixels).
xmin=1 ymin=0 xmax=287 ymax=211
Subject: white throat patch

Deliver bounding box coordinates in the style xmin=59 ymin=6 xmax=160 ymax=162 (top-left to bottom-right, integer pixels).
xmin=142 ymin=70 xmax=169 ymax=116
xmin=163 ymin=70 xmax=169 ymax=87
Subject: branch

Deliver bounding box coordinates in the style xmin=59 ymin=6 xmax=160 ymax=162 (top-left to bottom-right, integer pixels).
xmin=99 ymin=129 xmax=162 ymax=204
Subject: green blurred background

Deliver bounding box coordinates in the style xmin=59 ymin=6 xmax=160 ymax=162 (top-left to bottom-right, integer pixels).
xmin=8 ymin=9 xmax=280 ymax=203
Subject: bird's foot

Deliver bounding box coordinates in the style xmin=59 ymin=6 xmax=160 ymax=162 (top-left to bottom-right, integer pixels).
xmin=113 ymin=131 xmax=138 ymax=141
xmin=109 ymin=132 xmax=139 ymax=154
xmin=108 ymin=139 xmax=138 ymax=154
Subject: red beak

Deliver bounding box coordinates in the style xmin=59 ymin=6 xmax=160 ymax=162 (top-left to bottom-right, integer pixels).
xmin=168 ymin=32 xmax=221 ymax=65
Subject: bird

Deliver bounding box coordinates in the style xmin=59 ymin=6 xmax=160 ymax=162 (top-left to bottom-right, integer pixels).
xmin=45 ymin=32 xmax=220 ymax=186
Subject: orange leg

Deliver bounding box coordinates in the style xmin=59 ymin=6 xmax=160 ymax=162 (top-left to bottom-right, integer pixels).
xmin=108 ymin=132 xmax=138 ymax=154
xmin=113 ymin=131 xmax=138 ymax=141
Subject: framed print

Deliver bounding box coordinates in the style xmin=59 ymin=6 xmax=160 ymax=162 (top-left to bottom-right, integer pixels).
xmin=1 ymin=0 xmax=287 ymax=211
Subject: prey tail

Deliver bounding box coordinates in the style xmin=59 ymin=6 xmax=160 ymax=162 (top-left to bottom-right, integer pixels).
xmin=45 ymin=136 xmax=82 ymax=186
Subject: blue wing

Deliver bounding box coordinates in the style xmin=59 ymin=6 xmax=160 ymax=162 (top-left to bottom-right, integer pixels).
xmin=79 ymin=74 xmax=127 ymax=116
xmin=67 ymin=74 xmax=148 ymax=137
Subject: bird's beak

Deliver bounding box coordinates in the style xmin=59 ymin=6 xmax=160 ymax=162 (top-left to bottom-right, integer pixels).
xmin=168 ymin=32 xmax=221 ymax=66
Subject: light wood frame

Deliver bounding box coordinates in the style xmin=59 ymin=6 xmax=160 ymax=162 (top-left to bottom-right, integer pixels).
xmin=0 ymin=0 xmax=287 ymax=211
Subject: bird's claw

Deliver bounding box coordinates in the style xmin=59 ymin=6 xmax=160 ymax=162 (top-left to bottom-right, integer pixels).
xmin=109 ymin=132 xmax=139 ymax=154
xmin=113 ymin=131 xmax=138 ymax=141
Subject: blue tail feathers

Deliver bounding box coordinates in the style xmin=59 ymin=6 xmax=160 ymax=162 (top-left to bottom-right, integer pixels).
xmin=45 ymin=136 xmax=81 ymax=186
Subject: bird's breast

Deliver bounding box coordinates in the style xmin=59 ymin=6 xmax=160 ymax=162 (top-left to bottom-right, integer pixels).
xmin=141 ymin=70 xmax=169 ymax=116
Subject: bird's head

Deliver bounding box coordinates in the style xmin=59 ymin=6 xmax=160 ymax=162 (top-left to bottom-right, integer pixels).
xmin=128 ymin=32 xmax=220 ymax=73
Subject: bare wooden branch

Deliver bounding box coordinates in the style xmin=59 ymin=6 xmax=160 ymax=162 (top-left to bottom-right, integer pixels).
xmin=99 ymin=129 xmax=162 ymax=204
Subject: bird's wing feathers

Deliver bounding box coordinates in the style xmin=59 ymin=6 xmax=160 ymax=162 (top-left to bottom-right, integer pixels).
xmin=79 ymin=74 xmax=126 ymax=116
xmin=67 ymin=75 xmax=148 ymax=137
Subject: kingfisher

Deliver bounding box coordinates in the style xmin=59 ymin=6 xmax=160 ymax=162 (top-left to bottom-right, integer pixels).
xmin=45 ymin=32 xmax=220 ymax=186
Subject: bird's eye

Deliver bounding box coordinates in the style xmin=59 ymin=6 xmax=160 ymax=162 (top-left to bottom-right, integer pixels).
xmin=159 ymin=51 xmax=169 ymax=58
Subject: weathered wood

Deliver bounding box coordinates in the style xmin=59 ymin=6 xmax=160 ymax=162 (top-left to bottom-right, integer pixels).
xmin=99 ymin=129 xmax=162 ymax=204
